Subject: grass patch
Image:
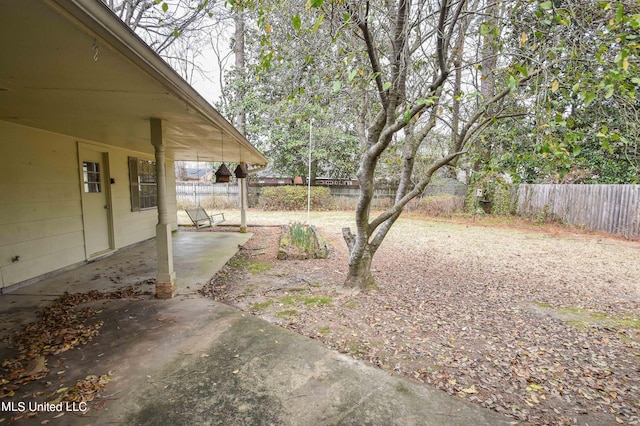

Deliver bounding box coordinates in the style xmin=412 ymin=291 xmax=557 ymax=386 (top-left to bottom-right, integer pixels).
xmin=249 ymin=300 xmax=274 ymax=311
xmin=275 ymin=309 xmax=299 ymax=318
xmin=286 ymin=287 xmax=309 ymax=293
xmin=318 ymin=326 xmax=331 ymax=334
xmin=347 ymin=344 xmax=366 ymax=356
xmin=303 ymin=296 xmax=332 ymax=307
xmin=228 ymin=258 xmax=248 ymax=269
xmin=246 ymin=262 xmax=272 ymax=274
xmin=280 ymin=295 xmax=303 ymax=306
xmin=278 ymin=295 xmax=333 ymax=307
xmin=618 ymin=315 xmax=640 ymax=328
xmin=227 ymin=257 xmax=272 ymax=274
xmin=541 ymin=304 xmax=640 ymax=333
xmin=344 ymin=299 xmax=358 ymax=308
xmin=558 ymin=306 xmax=588 ymax=315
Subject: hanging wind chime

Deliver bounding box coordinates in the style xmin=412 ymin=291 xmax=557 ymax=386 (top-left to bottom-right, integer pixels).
xmin=215 ymin=130 xmax=232 ymax=183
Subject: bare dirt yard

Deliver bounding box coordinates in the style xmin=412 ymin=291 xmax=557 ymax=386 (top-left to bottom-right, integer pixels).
xmin=200 ymin=211 xmax=640 ymax=426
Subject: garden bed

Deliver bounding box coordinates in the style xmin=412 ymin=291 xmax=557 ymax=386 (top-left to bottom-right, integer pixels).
xmin=277 ymin=222 xmax=329 ymax=260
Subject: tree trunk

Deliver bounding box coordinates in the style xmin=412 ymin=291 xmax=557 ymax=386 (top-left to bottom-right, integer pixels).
xmin=342 ymin=228 xmax=376 ymax=290
xmin=310 ymin=158 xmax=318 ymax=186
xmin=448 ymin=14 xmax=468 ymax=178
xmin=475 ymin=0 xmax=498 ymax=170
xmin=234 ymin=11 xmax=246 ymax=135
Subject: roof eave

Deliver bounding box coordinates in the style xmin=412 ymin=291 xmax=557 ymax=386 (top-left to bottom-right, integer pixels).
xmin=46 ymin=0 xmax=267 ymax=166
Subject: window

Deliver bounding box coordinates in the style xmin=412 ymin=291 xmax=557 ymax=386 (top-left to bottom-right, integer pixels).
xmin=83 ymin=162 xmax=101 ymax=193
xmin=128 ymin=157 xmax=157 ymax=211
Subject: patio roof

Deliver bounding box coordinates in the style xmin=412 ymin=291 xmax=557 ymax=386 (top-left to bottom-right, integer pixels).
xmin=0 ymin=0 xmax=267 ymax=166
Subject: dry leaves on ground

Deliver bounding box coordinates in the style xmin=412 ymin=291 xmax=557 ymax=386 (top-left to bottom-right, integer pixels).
xmin=201 ymin=218 xmax=640 ymax=426
xmin=1 ymin=286 xmax=150 ymax=420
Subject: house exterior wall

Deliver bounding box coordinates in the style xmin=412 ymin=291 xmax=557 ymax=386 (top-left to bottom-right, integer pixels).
xmin=0 ymin=121 xmax=177 ymax=289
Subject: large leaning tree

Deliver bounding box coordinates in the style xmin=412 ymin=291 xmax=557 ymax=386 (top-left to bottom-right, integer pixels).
xmin=320 ymin=0 xmax=533 ymax=289
xmin=290 ymin=0 xmax=636 ymax=289
xmin=235 ymin=0 xmax=568 ymax=289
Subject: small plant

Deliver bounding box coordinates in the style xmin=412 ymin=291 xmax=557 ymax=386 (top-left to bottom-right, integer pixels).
xmin=465 ymin=172 xmax=515 ymax=216
xmin=533 ymin=204 xmax=563 ymax=225
xmin=278 ymin=223 xmax=329 ymax=260
xmin=289 ymin=221 xmax=316 ymax=255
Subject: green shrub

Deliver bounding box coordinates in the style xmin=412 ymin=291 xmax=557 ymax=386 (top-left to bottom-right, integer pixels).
xmin=258 ymin=186 xmax=332 ymax=210
xmin=465 ymin=173 xmax=515 ymax=216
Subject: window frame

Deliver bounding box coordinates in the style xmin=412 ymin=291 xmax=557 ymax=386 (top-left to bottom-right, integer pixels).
xmin=128 ymin=157 xmax=158 ymax=211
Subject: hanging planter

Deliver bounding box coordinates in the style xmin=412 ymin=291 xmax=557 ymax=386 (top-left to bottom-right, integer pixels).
xmin=215 ymin=130 xmax=232 ymax=183
xmin=234 ymin=163 xmax=247 ymax=179
xmin=215 ymin=163 xmax=232 ymax=183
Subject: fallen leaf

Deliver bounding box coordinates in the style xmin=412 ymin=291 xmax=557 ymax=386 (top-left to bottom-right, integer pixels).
xmin=461 ymin=385 xmax=478 ymax=394
xmin=21 ymin=356 xmax=47 ymax=378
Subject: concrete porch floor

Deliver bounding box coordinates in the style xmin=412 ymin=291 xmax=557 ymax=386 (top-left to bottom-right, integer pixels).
xmin=0 ymin=230 xmax=513 ymax=425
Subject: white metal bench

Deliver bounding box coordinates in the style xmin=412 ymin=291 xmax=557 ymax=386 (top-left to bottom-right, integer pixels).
xmin=185 ymin=207 xmax=225 ymax=229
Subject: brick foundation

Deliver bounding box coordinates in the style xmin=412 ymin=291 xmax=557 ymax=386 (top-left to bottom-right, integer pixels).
xmin=156 ymin=281 xmax=177 ymax=299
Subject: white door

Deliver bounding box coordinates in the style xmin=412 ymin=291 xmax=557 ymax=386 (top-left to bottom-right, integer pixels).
xmin=80 ymin=148 xmax=113 ymax=258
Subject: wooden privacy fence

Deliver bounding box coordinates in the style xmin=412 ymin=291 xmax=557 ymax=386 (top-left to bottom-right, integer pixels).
xmin=517 ymin=184 xmax=640 ymax=237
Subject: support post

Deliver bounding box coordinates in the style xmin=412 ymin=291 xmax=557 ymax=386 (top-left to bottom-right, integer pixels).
xmin=150 ymin=118 xmax=177 ymax=298
xmin=239 ymin=162 xmax=248 ymax=233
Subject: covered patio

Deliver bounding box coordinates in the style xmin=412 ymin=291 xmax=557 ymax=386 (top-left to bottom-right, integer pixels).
xmin=0 ymin=0 xmax=267 ymax=296
xmin=1 ymin=231 xmax=251 ymax=328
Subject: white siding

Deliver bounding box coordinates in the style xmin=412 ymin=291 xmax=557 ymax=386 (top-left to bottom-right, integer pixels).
xmin=0 ymin=122 xmax=85 ymax=288
xmin=0 ymin=121 xmax=177 ymax=288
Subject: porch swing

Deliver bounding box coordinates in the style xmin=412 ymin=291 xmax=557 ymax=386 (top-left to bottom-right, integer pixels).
xmin=185 ymin=154 xmax=226 ymax=229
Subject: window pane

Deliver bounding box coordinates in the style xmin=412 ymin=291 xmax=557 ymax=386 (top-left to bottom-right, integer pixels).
xmin=129 ymin=157 xmax=157 ymax=210
xmin=83 ymin=162 xmax=101 ymax=193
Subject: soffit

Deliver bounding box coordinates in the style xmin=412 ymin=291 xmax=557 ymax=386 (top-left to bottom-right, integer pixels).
xmin=0 ymin=0 xmax=266 ymax=166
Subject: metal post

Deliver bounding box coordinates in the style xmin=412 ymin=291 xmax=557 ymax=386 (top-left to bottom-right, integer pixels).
xmin=307 ymin=119 xmax=312 ymax=221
